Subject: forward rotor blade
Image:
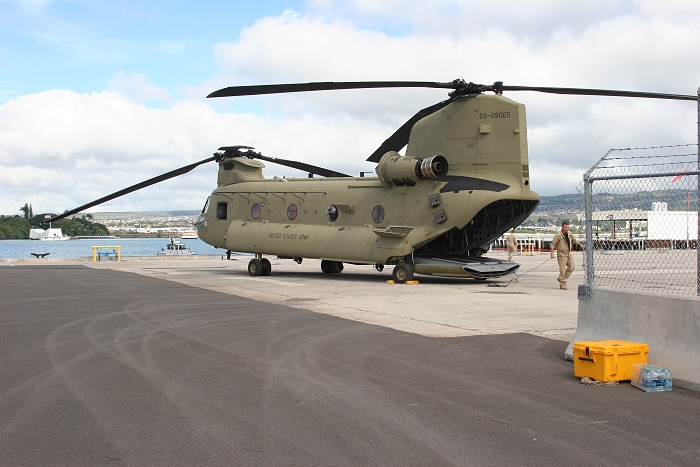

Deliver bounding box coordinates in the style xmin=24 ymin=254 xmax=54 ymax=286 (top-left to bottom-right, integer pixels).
xmin=208 ymin=81 xmax=458 ymax=98
xmin=495 ymin=84 xmax=696 ymax=101
xmin=366 ymin=100 xmax=452 ymax=162
xmin=48 ymin=156 xmax=216 ymax=223
xmin=250 ymin=153 xmax=351 ymax=178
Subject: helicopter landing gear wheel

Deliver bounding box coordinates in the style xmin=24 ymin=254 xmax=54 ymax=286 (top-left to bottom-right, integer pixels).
xmin=375 ymin=264 xmax=384 ymax=272
xmin=261 ymin=258 xmax=271 ymax=276
xmin=321 ymin=260 xmax=343 ymax=274
xmin=321 ymin=260 xmax=333 ymax=273
xmin=392 ymin=263 xmax=414 ymax=284
xmin=248 ymin=258 xmax=263 ymax=276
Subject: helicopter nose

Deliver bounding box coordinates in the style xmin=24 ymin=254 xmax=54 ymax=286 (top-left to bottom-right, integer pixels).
xmin=194 ymin=213 xmax=207 ymax=232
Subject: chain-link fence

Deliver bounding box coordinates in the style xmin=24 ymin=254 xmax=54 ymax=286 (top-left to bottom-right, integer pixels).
xmin=581 ymin=144 xmax=700 ymax=296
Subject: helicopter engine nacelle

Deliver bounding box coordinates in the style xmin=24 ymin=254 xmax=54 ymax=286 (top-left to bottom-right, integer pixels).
xmin=376 ymin=151 xmax=448 ymax=187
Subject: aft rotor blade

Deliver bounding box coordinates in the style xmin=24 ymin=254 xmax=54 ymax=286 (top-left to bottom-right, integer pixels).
xmin=251 ymin=153 xmax=351 ymax=178
xmin=495 ymin=84 xmax=696 ymax=101
xmin=366 ymin=100 xmax=452 ymax=162
xmin=366 ymin=83 xmax=696 ymax=162
xmin=48 ymin=156 xmax=216 ymax=223
xmin=208 ymin=81 xmax=459 ymax=98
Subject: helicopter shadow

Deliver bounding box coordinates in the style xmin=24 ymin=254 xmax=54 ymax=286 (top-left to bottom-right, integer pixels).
xmin=211 ymin=263 xmax=505 ymax=286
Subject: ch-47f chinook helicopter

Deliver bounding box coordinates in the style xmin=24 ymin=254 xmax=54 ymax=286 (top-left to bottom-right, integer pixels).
xmin=49 ymin=80 xmax=696 ymax=283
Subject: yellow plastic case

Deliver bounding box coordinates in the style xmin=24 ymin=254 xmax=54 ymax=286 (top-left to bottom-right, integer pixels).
xmin=573 ymin=340 xmax=649 ymax=382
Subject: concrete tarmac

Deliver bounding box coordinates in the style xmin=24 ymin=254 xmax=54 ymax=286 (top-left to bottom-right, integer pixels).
xmin=2 ymin=255 xmax=700 ymax=466
xmin=84 ymin=252 xmax=582 ymax=341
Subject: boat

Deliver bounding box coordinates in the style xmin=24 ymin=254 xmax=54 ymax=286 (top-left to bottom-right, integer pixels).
xmin=180 ymin=230 xmax=198 ymax=239
xmin=156 ymin=238 xmax=194 ymax=256
xmin=29 ymin=228 xmax=70 ymax=241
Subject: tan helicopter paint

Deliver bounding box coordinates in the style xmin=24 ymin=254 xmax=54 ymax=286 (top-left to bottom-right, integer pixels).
xmin=195 ymin=93 xmax=539 ymax=273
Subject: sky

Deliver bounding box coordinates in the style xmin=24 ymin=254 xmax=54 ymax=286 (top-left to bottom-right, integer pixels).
xmin=1 ymin=0 xmax=699 ymax=215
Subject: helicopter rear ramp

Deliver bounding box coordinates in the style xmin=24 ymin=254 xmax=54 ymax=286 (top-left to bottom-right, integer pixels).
xmin=413 ymin=254 xmax=519 ymax=279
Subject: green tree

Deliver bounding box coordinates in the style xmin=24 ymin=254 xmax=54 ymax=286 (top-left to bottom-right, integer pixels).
xmin=51 ymin=217 xmax=109 ymax=237
xmin=0 ymin=213 xmax=109 ymax=239
xmin=0 ymin=215 xmax=31 ymax=239
xmin=19 ymin=203 xmax=29 ymax=220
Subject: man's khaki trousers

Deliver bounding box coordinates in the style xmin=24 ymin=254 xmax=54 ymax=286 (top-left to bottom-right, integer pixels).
xmin=557 ymin=253 xmax=575 ymax=286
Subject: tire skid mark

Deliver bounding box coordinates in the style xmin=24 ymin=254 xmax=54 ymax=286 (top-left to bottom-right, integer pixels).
xmin=1 ymin=317 xmax=95 ymax=436
xmin=52 ymin=295 xmax=276 ymax=454
xmin=258 ymin=324 xmax=474 ymax=465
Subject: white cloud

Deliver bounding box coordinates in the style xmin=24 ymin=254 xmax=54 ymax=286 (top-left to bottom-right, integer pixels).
xmin=305 ymin=0 xmax=700 ymax=41
xmin=210 ymin=3 xmax=699 ymax=195
xmin=214 ymin=5 xmax=700 ymax=92
xmin=0 ymin=90 xmax=384 ymax=214
xmin=159 ymin=40 xmax=188 ymax=54
xmin=107 ymin=71 xmax=173 ymax=105
xmin=3 ymin=1 xmax=700 ymax=216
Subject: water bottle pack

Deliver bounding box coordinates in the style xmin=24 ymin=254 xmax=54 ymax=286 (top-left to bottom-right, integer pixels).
xmin=631 ymin=364 xmax=672 ymax=392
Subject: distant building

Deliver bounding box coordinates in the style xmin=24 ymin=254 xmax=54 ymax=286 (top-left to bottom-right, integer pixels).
xmin=591 ymin=202 xmax=697 ymax=240
xmin=29 ymin=228 xmax=70 ymax=241
xmin=647 ymin=210 xmax=697 ymax=240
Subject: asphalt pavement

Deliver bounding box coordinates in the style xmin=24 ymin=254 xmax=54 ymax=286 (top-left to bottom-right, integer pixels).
xmin=1 ymin=262 xmax=700 ymax=466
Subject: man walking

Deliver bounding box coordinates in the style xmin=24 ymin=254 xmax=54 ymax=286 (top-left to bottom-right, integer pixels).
xmin=550 ymin=222 xmax=583 ymax=290
xmin=506 ymin=228 xmax=517 ymax=261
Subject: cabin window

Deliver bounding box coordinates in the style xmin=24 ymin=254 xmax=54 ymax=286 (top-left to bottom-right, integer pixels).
xmin=202 ymin=197 xmax=210 ymax=214
xmin=326 ymin=205 xmax=338 ymax=222
xmin=216 ymin=202 xmax=228 ymax=220
xmin=287 ymin=204 xmax=298 ymax=221
xmin=372 ymin=205 xmax=385 ymax=224
xmin=251 ymin=203 xmax=261 ymax=219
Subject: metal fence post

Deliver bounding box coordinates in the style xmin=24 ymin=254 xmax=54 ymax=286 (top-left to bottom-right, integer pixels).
xmin=584 ymin=173 xmax=594 ymax=293
xmin=582 ymin=151 xmax=609 ymax=296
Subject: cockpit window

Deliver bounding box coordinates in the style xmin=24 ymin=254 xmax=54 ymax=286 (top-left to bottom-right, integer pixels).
xmin=202 ymin=197 xmax=210 ymax=214
xmin=216 ymin=202 xmax=228 ymax=220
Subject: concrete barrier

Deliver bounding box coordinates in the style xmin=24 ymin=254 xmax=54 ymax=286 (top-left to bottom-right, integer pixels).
xmin=565 ymin=285 xmax=700 ymax=391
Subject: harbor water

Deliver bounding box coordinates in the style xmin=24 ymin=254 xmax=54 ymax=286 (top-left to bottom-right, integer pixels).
xmin=0 ymin=238 xmax=225 ymax=259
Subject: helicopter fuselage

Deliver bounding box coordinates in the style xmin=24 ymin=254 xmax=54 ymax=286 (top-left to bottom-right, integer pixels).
xmin=195 ymin=93 xmax=540 ymax=279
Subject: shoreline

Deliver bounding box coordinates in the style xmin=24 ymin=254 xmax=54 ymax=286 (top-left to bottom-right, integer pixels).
xmin=0 ymin=235 xmax=197 ymax=240
xmin=0 ymin=254 xmax=230 ymax=263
